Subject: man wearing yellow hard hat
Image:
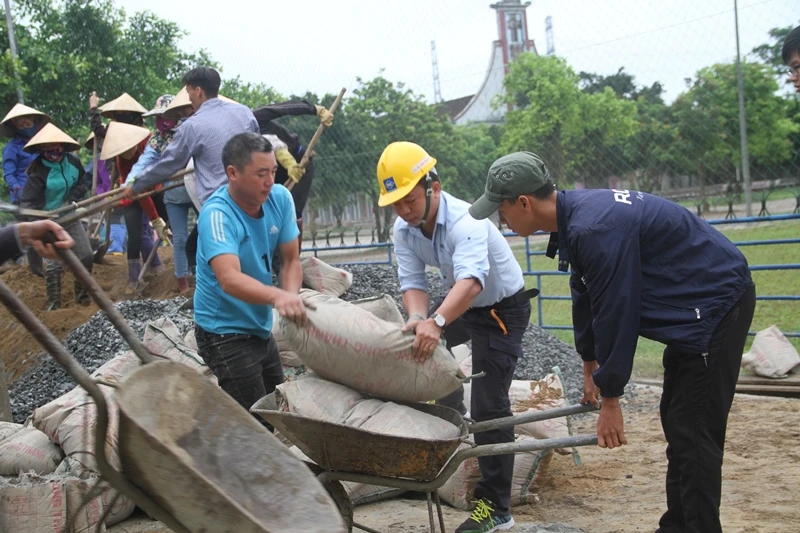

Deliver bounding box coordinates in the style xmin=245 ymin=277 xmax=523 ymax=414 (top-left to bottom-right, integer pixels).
xmin=376 ymin=141 xmax=538 ymax=533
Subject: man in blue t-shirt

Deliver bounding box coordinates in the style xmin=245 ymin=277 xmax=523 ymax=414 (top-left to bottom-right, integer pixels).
xmin=193 ymin=132 xmax=308 ymax=418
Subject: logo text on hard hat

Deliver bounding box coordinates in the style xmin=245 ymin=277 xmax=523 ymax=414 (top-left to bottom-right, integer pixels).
xmin=412 ymin=156 xmax=431 ymax=174
xmin=384 ymin=177 xmax=397 ymax=192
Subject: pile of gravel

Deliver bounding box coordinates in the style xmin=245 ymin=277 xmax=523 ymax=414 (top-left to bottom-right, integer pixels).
xmin=8 ymin=298 xmax=193 ymax=423
xmin=339 ymin=264 xmax=607 ymax=404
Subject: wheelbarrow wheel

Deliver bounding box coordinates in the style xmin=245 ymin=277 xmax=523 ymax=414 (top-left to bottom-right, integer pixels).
xmin=304 ymin=462 xmax=353 ymax=532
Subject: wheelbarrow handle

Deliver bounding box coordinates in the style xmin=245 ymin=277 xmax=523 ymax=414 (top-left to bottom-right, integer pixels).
xmin=468 ymin=402 xmax=598 ymax=435
xmin=0 ymin=279 xmax=192 ymax=533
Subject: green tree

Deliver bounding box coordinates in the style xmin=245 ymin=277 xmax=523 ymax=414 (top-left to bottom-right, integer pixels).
xmin=500 ymin=54 xmax=639 ymax=187
xmin=672 ymin=61 xmax=799 ymax=191
xmin=1 ymin=0 xmax=214 ymax=140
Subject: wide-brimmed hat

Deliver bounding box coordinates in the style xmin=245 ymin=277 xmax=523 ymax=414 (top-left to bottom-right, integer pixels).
xmin=0 ymin=103 xmax=51 ymax=137
xmin=23 ymin=123 xmax=80 ymax=154
xmin=99 ymin=93 xmax=148 ymax=118
xmin=143 ymin=94 xmax=175 ymax=117
xmin=163 ymin=87 xmax=238 ymax=120
xmin=100 ymin=122 xmax=151 ymax=160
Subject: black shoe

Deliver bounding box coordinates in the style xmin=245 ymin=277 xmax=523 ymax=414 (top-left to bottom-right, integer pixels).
xmin=454 ymin=498 xmax=515 ymax=533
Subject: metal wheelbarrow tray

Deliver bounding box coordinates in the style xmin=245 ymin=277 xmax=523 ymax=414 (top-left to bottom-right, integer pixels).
xmin=251 ymin=392 xmax=598 ymax=533
xmin=0 ymin=244 xmax=347 ymax=533
xmin=252 ymin=393 xmax=468 ymax=482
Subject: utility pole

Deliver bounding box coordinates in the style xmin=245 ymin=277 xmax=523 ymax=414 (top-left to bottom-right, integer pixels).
xmin=431 ymin=41 xmax=442 ymax=104
xmin=3 ymin=0 xmax=24 ymax=104
xmin=734 ymin=0 xmax=752 ymax=216
xmin=545 ymin=16 xmax=555 ymax=56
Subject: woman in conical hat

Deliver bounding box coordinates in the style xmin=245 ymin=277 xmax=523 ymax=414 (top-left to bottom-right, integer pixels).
xmin=101 ymin=121 xmax=169 ymax=290
xmin=19 ymin=123 xmax=93 ymax=310
xmin=1 ymin=103 xmax=50 ymax=204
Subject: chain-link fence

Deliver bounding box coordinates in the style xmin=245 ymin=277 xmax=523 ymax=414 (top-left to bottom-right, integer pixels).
xmin=1 ymin=0 xmax=798 ymax=238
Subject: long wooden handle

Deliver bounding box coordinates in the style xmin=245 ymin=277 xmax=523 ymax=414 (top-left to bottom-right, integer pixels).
xmin=91 ymin=142 xmax=98 ymax=197
xmin=288 ymin=88 xmax=347 ymax=192
xmin=49 ymin=167 xmax=194 ymax=216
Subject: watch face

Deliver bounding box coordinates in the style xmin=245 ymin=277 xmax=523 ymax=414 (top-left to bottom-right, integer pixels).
xmin=434 ymin=314 xmax=446 ymax=327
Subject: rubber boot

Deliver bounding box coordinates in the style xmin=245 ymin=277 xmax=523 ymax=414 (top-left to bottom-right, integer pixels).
xmin=72 ymin=260 xmax=94 ymax=306
xmin=128 ymin=259 xmax=143 ymax=291
xmin=177 ymin=276 xmax=190 ymax=293
xmin=44 ymin=269 xmax=62 ymax=311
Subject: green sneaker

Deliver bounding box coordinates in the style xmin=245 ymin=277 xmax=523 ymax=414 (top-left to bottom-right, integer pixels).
xmin=455 ymin=498 xmax=515 ymax=533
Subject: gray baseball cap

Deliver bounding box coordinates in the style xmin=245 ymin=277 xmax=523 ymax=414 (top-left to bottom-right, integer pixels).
xmin=469 ymin=151 xmax=552 ymax=220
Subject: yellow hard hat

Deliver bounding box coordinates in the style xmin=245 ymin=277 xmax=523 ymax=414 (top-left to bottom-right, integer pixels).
xmin=376 ymin=142 xmax=437 ymax=207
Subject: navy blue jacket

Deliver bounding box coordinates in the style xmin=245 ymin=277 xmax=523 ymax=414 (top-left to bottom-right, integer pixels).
xmin=555 ymin=189 xmax=753 ymax=397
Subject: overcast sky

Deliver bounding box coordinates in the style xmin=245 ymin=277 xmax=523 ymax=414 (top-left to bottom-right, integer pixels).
xmin=115 ymin=0 xmax=798 ymax=104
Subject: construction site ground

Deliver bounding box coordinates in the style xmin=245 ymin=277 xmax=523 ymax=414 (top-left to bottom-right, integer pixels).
xmin=105 ymin=386 xmax=800 ymax=533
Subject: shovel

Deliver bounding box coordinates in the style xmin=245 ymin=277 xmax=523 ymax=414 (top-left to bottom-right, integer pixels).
xmin=0 ymin=202 xmax=58 ymax=220
xmin=288 ymin=88 xmax=346 ymax=192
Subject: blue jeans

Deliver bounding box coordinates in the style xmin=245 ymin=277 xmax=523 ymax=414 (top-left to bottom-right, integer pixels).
xmin=109 ymin=224 xmax=127 ymax=253
xmin=165 ymin=202 xmax=196 ymax=278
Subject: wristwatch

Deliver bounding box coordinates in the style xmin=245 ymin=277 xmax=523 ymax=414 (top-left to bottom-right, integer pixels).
xmin=431 ymin=313 xmax=446 ymax=328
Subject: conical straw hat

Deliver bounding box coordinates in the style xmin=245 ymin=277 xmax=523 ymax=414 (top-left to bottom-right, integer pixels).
xmin=0 ymin=103 xmax=51 ymax=137
xmin=163 ymin=87 xmax=239 ymax=120
xmin=85 ymin=131 xmax=96 ymax=150
xmin=100 ymin=122 xmax=151 ymax=160
xmin=23 ymin=123 xmax=80 ymax=154
xmin=162 ymin=88 xmax=192 ymax=120
xmin=99 ymin=92 xmax=148 ymax=117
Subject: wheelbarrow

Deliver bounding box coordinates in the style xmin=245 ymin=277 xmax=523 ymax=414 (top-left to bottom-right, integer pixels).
xmin=0 ymin=243 xmax=347 ymax=533
xmin=251 ymin=392 xmax=598 ymax=533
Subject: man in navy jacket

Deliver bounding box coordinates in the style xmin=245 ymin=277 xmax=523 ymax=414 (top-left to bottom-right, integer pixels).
xmin=470 ymin=152 xmax=755 ymax=533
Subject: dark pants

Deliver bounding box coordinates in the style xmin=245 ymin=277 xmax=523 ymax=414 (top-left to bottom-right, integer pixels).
xmin=194 ymin=325 xmax=284 ymax=429
xmin=434 ymin=297 xmax=531 ymax=513
xmin=123 ymin=193 xmax=168 ymax=261
xmin=657 ymin=284 xmax=756 ymax=533
xmin=275 ymin=156 xmax=315 ymax=218
xmin=187 ymin=225 xmax=198 ymax=270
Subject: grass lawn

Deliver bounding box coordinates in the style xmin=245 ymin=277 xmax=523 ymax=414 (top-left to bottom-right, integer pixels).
xmin=513 ymin=219 xmax=800 ymax=379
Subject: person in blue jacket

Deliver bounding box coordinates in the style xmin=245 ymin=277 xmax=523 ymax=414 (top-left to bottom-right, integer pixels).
xmin=470 ymin=152 xmax=756 ymax=533
xmin=1 ymin=103 xmax=50 ymax=204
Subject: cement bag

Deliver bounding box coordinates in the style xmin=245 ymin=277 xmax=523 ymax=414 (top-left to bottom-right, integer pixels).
xmin=301 ymin=256 xmax=353 ymax=296
xmin=0 ymin=473 xmax=115 ymax=533
xmin=183 ymin=328 xmax=198 ymax=351
xmin=350 ymin=294 xmax=404 ymax=324
xmin=30 ymin=352 xmax=140 ymax=525
xmin=343 ymin=399 xmax=461 ymax=440
xmin=0 ymin=423 xmax=64 ymax=476
xmin=143 ymin=317 xmax=218 ymax=384
xmin=272 ymin=290 xmax=332 ymax=368
xmin=0 ymin=420 xmax=22 ymax=442
xmin=742 ymin=325 xmax=800 ymax=378
xmin=437 ymin=436 xmax=553 ymax=510
xmin=275 ymin=373 xmax=365 ymax=422
xmin=280 ymin=299 xmax=465 ymax=402
xmin=31 ymin=353 xmax=137 ymax=473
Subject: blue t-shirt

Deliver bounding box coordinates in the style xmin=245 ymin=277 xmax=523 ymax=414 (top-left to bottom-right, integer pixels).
xmin=194 ymin=184 xmax=299 ymax=338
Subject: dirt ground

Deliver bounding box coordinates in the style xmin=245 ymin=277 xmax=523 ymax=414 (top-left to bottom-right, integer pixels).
xmin=0 ymin=247 xmax=183 ymax=383
xmin=109 ymin=385 xmax=800 ymax=533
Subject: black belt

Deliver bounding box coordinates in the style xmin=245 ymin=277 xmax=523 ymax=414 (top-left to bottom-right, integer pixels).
xmin=470 ymin=287 xmax=539 ymax=313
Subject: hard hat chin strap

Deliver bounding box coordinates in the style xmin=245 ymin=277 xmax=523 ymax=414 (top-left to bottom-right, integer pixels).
xmin=416 ymin=174 xmax=434 ymax=229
